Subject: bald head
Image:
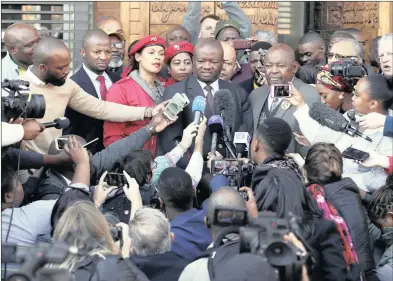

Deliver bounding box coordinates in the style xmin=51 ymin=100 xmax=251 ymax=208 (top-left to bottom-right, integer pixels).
xmin=96 ymin=16 xmax=123 ymax=31
xmin=3 ymin=23 xmax=41 ymax=68
xmin=207 ymin=187 xmax=246 ymax=236
xmin=82 ymin=29 xmax=110 ymax=49
xmin=266 ymin=44 xmax=296 ymax=63
xmin=33 ymin=36 xmax=69 ymax=65
xmin=166 ymin=25 xmax=191 ymax=46
xmin=194 ymin=38 xmax=224 ymax=83
xmin=265 ymin=44 xmax=298 ymax=85
xmin=195 ymin=38 xmax=223 ymax=55
xmin=219 ymin=41 xmax=237 ymax=81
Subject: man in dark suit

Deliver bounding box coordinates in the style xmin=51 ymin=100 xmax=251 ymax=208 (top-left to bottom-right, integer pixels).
xmin=239 ymin=41 xmax=272 ymax=95
xmin=64 ymin=29 xmax=121 ymax=153
xmin=249 ymin=43 xmax=320 ymax=155
xmin=157 ymin=38 xmax=253 ymax=168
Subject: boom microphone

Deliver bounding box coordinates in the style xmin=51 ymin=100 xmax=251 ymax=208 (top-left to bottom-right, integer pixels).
xmin=309 ymin=103 xmax=372 ymax=142
xmin=208 ymin=115 xmax=224 ymax=153
xmin=192 ymin=96 xmax=206 ymax=125
xmin=213 ymin=89 xmax=235 ymax=142
xmin=41 ymin=117 xmax=70 ymax=129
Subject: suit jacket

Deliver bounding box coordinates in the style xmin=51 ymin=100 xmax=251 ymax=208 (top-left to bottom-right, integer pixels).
xmin=64 ymin=67 xmax=121 ymax=152
xmin=238 ymin=77 xmax=254 ymax=95
xmin=249 ymin=77 xmax=320 ymax=155
xmin=157 ymin=75 xmax=253 ymax=169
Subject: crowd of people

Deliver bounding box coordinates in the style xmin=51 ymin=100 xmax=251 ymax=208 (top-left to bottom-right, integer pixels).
xmin=1 ymin=2 xmax=393 ymax=281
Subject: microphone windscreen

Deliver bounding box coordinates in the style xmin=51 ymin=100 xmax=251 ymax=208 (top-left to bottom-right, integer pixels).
xmin=192 ymin=96 xmax=206 ymax=113
xmin=309 ymin=102 xmax=347 ymax=132
xmin=213 ymin=89 xmax=235 ymax=128
xmin=55 ymin=117 xmax=70 ymax=129
xmin=208 ymin=115 xmax=224 ymax=134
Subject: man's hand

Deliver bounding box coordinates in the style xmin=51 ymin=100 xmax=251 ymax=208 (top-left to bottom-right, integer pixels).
xmin=293 ymin=132 xmax=311 ymax=147
xmin=195 ymin=117 xmax=207 ymax=151
xmin=283 ymin=233 xmax=309 ymax=281
xmin=356 ymin=151 xmax=390 ymax=169
xmin=123 ymin=170 xmax=142 ymax=219
xmin=94 ymin=171 xmax=118 ymax=208
xmin=63 ymin=136 xmax=89 ymax=165
xmin=21 ymin=120 xmax=45 ymax=140
xmin=117 ymin=222 xmax=132 ymax=258
xmin=148 ymin=109 xmax=178 ymax=134
xmin=180 ymin=122 xmax=199 ymax=149
xmin=239 ymin=186 xmax=258 ymax=219
xmin=356 ymin=112 xmax=386 ymax=130
xmin=285 ymin=82 xmax=306 ymax=107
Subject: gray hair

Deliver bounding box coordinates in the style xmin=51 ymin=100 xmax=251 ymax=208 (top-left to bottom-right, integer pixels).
xmin=128 ymin=207 xmax=171 ymax=256
xmin=378 ymin=33 xmax=393 ymax=53
xmin=332 ymin=37 xmax=364 ymax=59
xmin=254 ymin=30 xmax=277 ymax=44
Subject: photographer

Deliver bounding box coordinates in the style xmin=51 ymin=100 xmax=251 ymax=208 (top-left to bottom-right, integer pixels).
xmin=288 ymin=74 xmax=393 ymax=192
xmin=2 ymin=119 xmax=45 ymax=147
xmin=1 ymin=136 xmax=90 ymax=247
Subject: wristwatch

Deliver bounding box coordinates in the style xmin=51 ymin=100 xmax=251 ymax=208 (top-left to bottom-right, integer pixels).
xmin=145 ymin=123 xmax=157 ymax=136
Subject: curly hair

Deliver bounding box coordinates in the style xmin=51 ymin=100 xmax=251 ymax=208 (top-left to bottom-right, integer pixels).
xmin=368 ymin=178 xmax=393 ymax=223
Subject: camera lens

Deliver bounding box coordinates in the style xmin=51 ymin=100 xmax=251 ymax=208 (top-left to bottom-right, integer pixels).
xmin=265 ymin=242 xmax=297 ymax=267
xmin=25 ymin=94 xmax=46 ymax=119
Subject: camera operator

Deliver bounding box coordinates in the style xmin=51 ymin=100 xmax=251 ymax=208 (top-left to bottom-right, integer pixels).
xmin=20 ymin=36 xmax=168 ymax=155
xmin=2 ymin=119 xmax=45 ymax=147
xmin=287 ymin=74 xmax=393 ymax=192
xmin=1 ymin=136 xmax=90 ymax=247
xmin=50 ymin=201 xmax=149 ymax=281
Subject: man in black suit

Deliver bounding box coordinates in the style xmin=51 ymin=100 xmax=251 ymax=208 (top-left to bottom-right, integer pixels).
xmin=64 ymin=29 xmax=121 ymax=153
xmin=157 ymin=38 xmax=253 ymax=168
xmin=239 ymin=41 xmax=272 ymax=95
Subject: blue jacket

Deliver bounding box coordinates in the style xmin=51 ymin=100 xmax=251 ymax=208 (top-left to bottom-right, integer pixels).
xmin=170 ymin=206 xmax=212 ymax=262
xmin=383 ymin=115 xmax=393 ymax=137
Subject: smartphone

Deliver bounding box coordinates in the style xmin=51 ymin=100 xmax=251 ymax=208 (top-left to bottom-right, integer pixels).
xmin=211 ymin=159 xmax=241 ymax=176
xmin=342 ymin=147 xmax=370 ymax=162
xmin=271 ymin=84 xmax=291 ymax=98
xmin=232 ymin=39 xmax=254 ymax=50
xmin=83 ymin=138 xmax=99 ymax=149
xmin=105 ymin=172 xmax=127 ymax=187
xmin=55 ymin=138 xmax=69 ymax=150
xmin=163 ymin=93 xmax=190 ymax=121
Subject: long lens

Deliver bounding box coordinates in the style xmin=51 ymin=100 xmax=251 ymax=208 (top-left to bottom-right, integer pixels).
xmin=25 ymin=94 xmax=46 ymax=119
xmin=329 ymin=63 xmax=344 ymax=76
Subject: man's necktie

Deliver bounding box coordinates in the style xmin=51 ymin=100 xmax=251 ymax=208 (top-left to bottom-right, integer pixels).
xmin=96 ymin=76 xmax=107 ymax=100
xmin=204 ymin=84 xmax=214 ymax=114
xmin=270 ymin=97 xmax=279 ymax=112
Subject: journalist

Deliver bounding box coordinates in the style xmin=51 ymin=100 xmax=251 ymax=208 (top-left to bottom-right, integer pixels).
xmin=288 ymin=74 xmax=393 ymax=192
xmin=20 ymin=36 xmax=167 ymax=154
xmin=2 ymin=120 xmax=45 ymax=147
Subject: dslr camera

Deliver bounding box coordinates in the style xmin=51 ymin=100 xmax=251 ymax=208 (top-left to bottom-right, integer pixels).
xmin=214 ymin=208 xmax=311 ymax=281
xmin=1 ymin=79 xmax=46 ymax=122
xmin=329 ymin=59 xmax=367 ymax=83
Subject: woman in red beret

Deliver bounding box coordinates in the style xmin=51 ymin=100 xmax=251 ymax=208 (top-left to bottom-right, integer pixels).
xmin=103 ymin=35 xmax=166 ymax=153
xmin=160 ymin=41 xmax=194 ymax=88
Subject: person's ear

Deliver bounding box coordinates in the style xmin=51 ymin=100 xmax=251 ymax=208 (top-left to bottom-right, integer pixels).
xmin=135 ymin=52 xmax=142 ymax=63
xmin=39 ymin=63 xmax=47 ymax=73
xmin=205 ymin=216 xmax=211 ymax=229
xmin=4 ymin=192 xmax=14 ymax=204
xmin=7 ymin=44 xmax=16 ymax=55
xmin=293 ymin=61 xmax=300 ymax=74
xmin=80 ymin=48 xmax=85 ymax=58
xmin=170 ymin=232 xmax=175 ymax=243
xmin=339 ymin=92 xmax=345 ymax=100
xmin=370 ymin=100 xmax=379 ymax=111
xmin=251 ymin=138 xmax=259 ymax=153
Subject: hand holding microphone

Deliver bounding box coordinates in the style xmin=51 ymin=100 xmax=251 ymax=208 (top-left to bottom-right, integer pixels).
xmin=180 ymin=122 xmax=200 ymax=150
xmin=195 ymin=117 xmax=207 ymax=152
xmin=22 ymin=120 xmax=45 ymax=140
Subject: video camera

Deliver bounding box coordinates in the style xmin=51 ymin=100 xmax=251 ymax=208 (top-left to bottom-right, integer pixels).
xmin=2 ymin=242 xmax=85 ymax=281
xmin=214 ymin=208 xmax=312 ymax=281
xmin=329 ymin=59 xmax=367 ymax=84
xmin=1 ymin=79 xmax=46 ymax=122
xmin=211 ymin=159 xmax=255 ymax=188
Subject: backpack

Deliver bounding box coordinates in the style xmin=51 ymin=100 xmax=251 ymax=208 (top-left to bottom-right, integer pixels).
xmin=307 ymin=183 xmax=363 ymax=281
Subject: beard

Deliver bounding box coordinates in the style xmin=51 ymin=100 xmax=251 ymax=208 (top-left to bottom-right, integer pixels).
xmin=108 ymin=53 xmax=124 ymax=69
xmin=44 ymin=71 xmax=66 ymax=86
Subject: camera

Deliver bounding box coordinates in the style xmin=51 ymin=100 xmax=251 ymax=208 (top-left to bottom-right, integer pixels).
xmin=1 ymin=79 xmax=46 ymax=122
xmin=2 ymin=242 xmax=82 ymax=281
xmin=214 ymin=208 xmax=310 ymax=281
xmin=329 ymin=59 xmax=367 ymax=81
xmin=211 ymin=159 xmax=255 ymax=189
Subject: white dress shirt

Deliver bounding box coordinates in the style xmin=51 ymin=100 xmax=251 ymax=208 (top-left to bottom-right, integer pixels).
xmin=83 ymin=64 xmax=113 ymax=99
xmin=197 ymin=79 xmax=220 ymax=97
xmin=1 ymin=53 xmax=22 ymax=81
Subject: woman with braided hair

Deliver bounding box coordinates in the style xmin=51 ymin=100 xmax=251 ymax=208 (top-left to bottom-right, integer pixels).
xmin=368 ymin=175 xmax=393 ymax=281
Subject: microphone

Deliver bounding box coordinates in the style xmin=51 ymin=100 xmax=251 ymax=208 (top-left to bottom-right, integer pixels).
xmin=213 ymin=89 xmax=235 ymax=142
xmin=41 ymin=117 xmax=70 ymax=129
xmin=192 ymin=96 xmax=206 ymax=125
xmin=234 ymin=131 xmax=251 ymax=158
xmin=208 ymin=115 xmax=224 ymax=153
xmin=309 ymin=103 xmax=372 ymax=142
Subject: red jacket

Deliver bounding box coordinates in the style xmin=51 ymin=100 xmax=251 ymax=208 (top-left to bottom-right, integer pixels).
xmin=103 ymin=77 xmax=156 ymax=154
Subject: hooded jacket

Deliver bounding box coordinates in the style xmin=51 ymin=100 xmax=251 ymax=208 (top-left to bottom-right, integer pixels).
xmin=323 ymin=178 xmax=376 ymax=277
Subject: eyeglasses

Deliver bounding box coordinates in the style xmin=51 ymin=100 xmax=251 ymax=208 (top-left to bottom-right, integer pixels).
xmin=327 ymin=53 xmax=358 ymax=61
xmin=111 ymin=42 xmax=124 ymax=49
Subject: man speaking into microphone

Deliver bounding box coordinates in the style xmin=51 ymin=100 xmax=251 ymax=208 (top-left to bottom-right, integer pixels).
xmin=157 ymin=38 xmax=253 ymax=168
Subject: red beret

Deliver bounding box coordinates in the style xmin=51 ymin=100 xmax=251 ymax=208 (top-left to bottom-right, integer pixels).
xmin=164 ymin=42 xmax=194 ymax=64
xmin=129 ymin=35 xmax=166 ymax=56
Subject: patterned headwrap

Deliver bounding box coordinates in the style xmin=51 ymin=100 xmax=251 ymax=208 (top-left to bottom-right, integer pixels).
xmin=316 ymin=64 xmax=353 ymax=92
